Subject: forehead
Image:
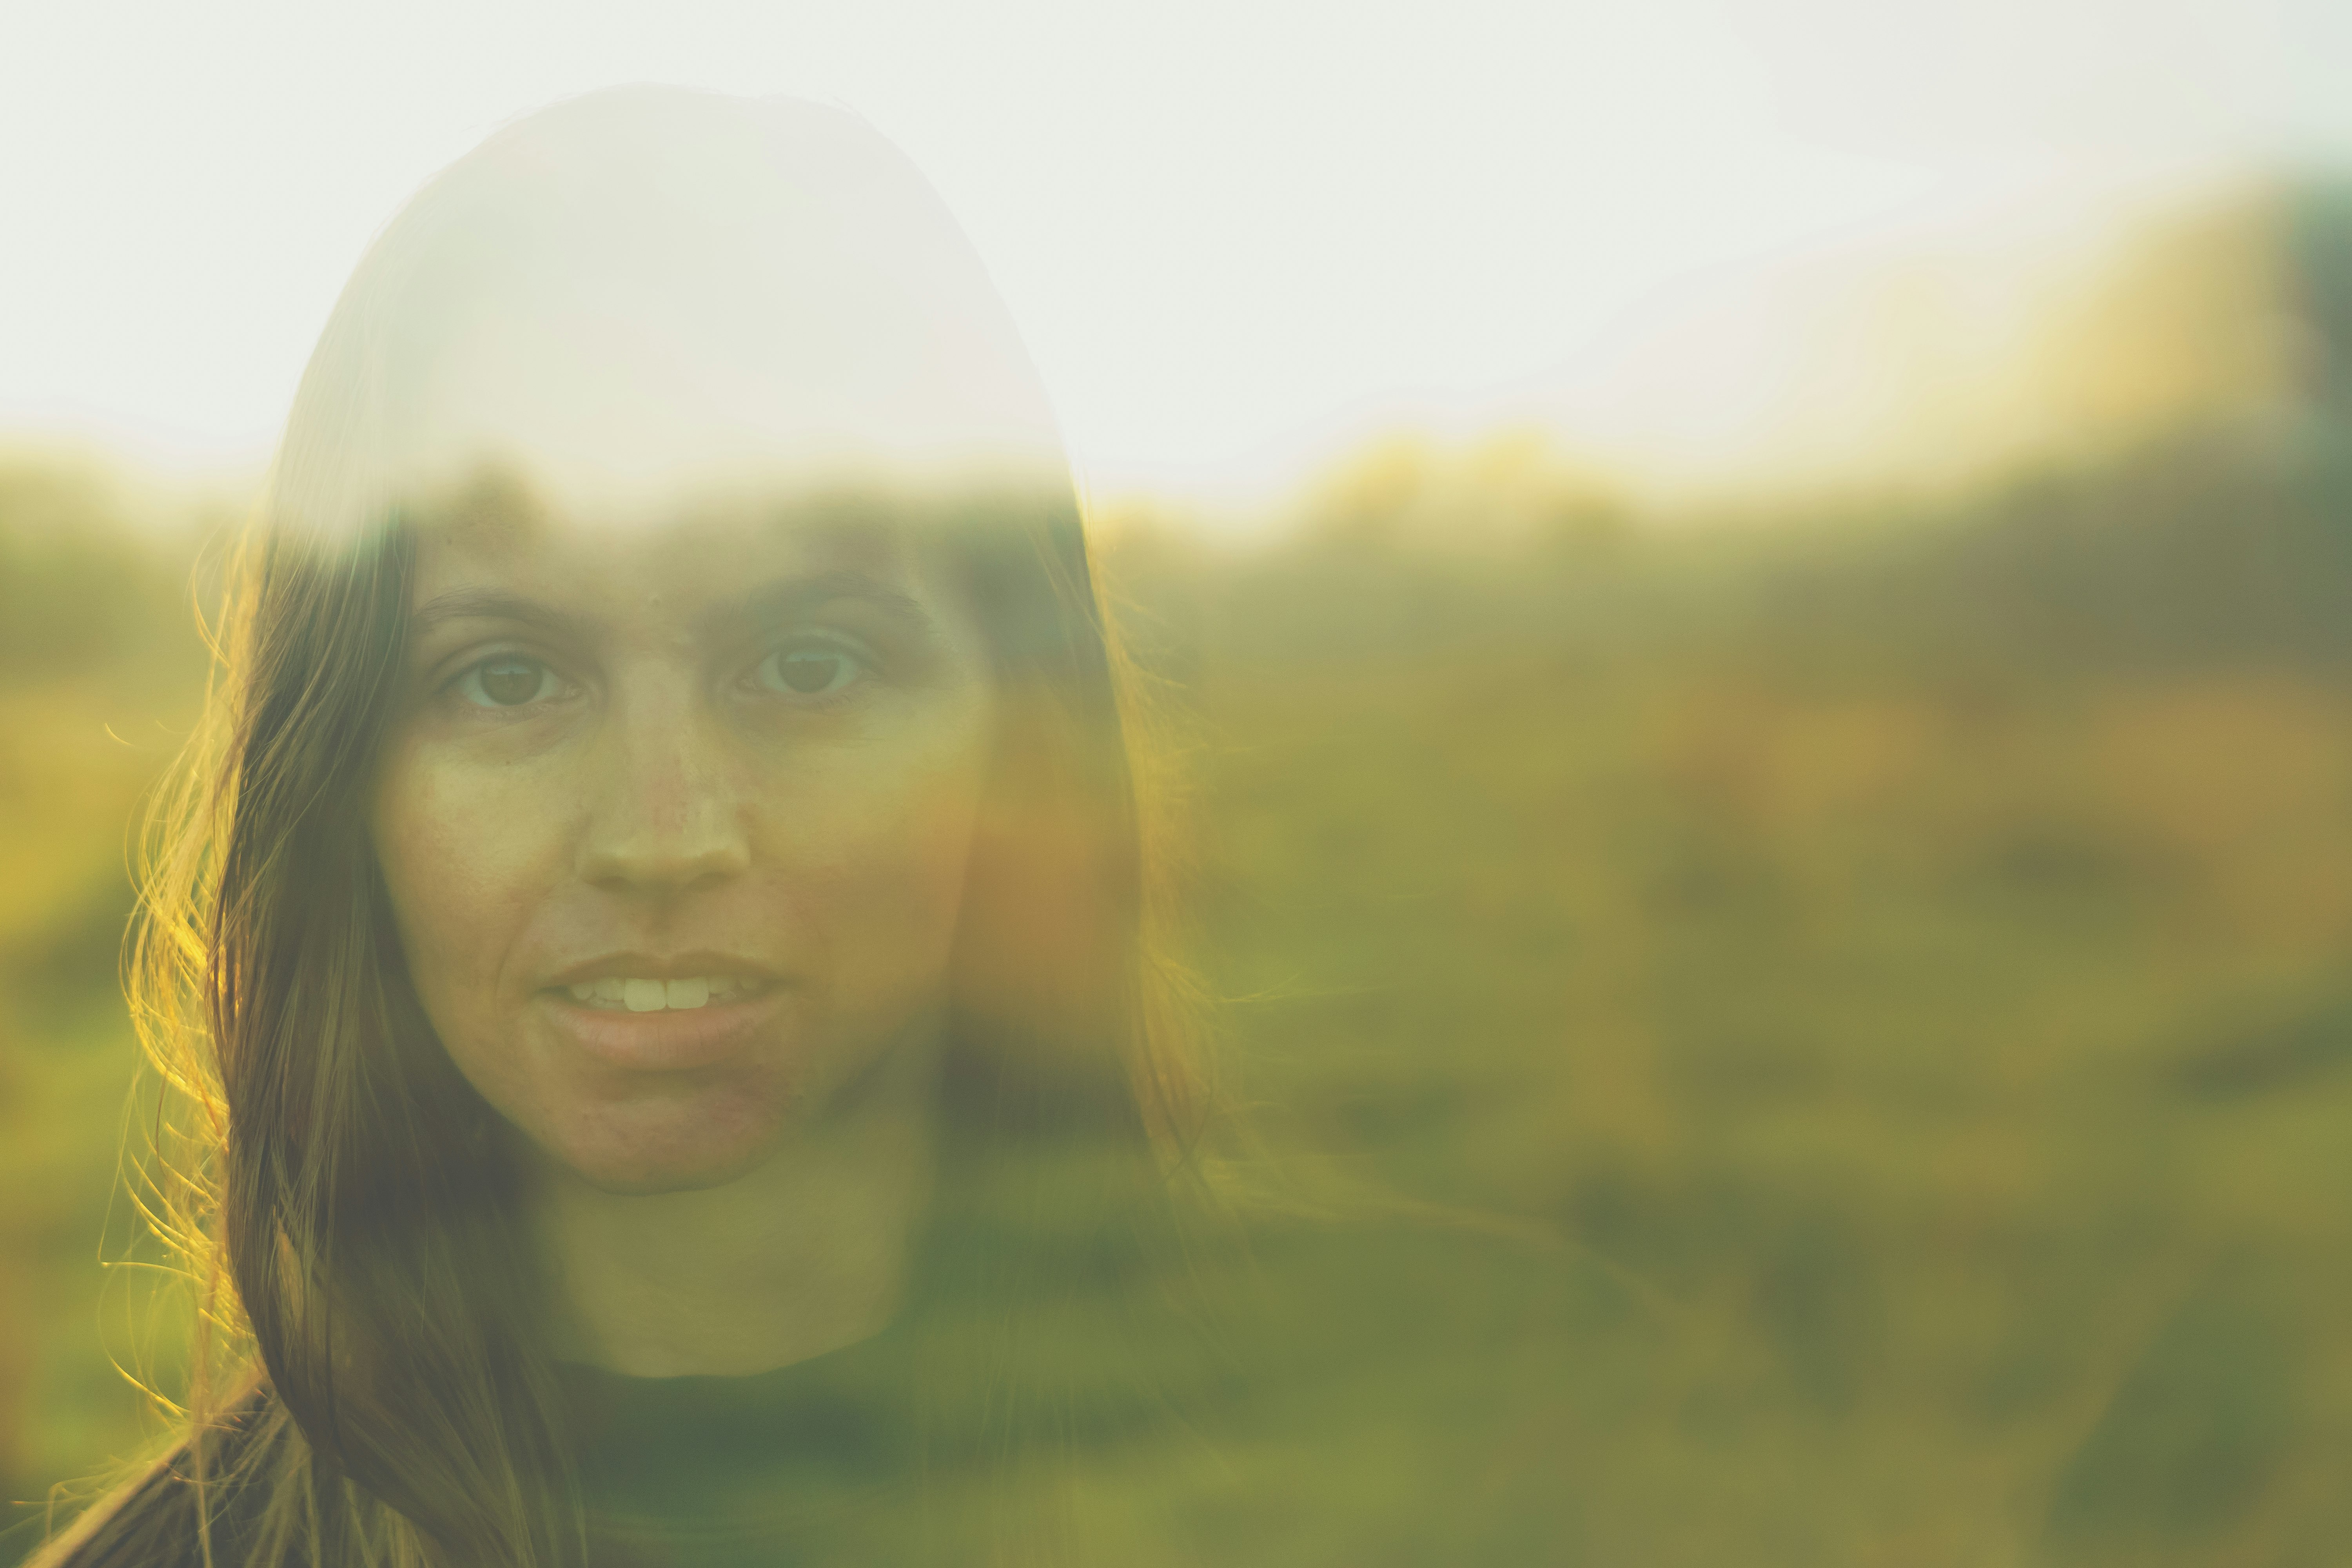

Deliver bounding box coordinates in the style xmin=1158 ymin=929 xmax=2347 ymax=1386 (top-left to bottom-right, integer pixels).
xmin=404 ymin=483 xmax=956 ymax=622
xmin=393 ymin=486 xmax=993 ymax=668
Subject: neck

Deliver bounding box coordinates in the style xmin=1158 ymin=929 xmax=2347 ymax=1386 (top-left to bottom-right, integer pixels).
xmin=530 ymin=1030 xmax=940 ymax=1378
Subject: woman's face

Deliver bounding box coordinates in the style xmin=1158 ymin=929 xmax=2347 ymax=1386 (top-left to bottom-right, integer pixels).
xmin=369 ymin=500 xmax=996 ymax=1196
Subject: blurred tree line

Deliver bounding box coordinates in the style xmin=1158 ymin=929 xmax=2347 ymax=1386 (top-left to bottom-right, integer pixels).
xmin=9 ymin=180 xmax=2352 ymax=1563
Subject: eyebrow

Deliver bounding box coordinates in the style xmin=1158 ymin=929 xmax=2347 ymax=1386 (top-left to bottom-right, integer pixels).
xmin=409 ymin=587 xmax=585 ymax=637
xmin=736 ymin=571 xmax=934 ymax=631
xmin=408 ymin=570 xmax=936 ymax=639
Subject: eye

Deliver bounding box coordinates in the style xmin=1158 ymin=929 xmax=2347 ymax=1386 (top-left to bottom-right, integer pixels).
xmin=751 ymin=643 xmax=863 ymax=699
xmin=456 ymin=655 xmax=561 ymax=708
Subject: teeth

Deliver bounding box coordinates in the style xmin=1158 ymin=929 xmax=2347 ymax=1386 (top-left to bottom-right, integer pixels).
xmin=562 ymin=975 xmax=749 ymax=1012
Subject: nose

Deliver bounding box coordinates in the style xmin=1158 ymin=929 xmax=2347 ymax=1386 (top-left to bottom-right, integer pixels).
xmin=575 ymin=681 xmax=751 ymax=896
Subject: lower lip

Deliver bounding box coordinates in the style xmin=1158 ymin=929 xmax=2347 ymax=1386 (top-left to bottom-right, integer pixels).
xmin=541 ymin=986 xmax=792 ymax=1071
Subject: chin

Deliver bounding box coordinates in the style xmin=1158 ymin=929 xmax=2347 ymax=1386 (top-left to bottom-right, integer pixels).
xmin=534 ymin=1103 xmax=789 ymax=1196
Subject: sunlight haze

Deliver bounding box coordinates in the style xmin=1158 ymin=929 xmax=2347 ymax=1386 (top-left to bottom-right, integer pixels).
xmin=2 ymin=0 xmax=2346 ymax=518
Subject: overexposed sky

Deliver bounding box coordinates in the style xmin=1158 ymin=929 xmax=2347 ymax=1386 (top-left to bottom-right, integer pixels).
xmin=2 ymin=0 xmax=2346 ymax=512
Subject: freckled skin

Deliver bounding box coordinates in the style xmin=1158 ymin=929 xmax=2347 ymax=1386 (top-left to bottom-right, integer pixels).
xmin=368 ymin=511 xmax=996 ymax=1196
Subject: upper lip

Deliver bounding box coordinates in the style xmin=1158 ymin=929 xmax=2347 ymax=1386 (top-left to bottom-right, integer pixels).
xmin=545 ymin=951 xmax=783 ymax=988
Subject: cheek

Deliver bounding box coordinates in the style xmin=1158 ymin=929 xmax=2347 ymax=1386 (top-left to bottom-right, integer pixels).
xmin=369 ymin=742 xmax=559 ymax=1038
xmin=784 ymin=727 xmax=991 ymax=994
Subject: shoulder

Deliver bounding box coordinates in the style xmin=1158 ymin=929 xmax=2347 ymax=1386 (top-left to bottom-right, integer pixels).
xmin=25 ymin=1454 xmax=201 ymax=1568
xmin=24 ymin=1390 xmax=283 ymax=1568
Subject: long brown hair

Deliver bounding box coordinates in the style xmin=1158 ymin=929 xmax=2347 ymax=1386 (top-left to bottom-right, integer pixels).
xmin=42 ymin=91 xmax=1214 ymax=1568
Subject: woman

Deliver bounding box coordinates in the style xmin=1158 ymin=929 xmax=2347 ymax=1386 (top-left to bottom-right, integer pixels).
xmin=38 ymin=87 xmax=1219 ymax=1567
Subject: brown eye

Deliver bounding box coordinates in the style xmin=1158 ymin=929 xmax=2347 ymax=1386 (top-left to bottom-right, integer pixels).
xmin=754 ymin=645 xmax=860 ymax=698
xmin=459 ymin=657 xmax=557 ymax=708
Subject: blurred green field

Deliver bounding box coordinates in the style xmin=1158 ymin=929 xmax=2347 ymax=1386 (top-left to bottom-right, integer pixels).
xmin=0 ymin=458 xmax=217 ymax=1548
xmin=10 ymin=408 xmax=2352 ymax=1563
xmin=1116 ymin=420 xmax=2352 ymax=1561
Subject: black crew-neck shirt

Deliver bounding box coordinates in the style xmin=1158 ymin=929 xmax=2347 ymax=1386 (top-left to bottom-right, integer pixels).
xmin=560 ymin=1323 xmax=922 ymax=1568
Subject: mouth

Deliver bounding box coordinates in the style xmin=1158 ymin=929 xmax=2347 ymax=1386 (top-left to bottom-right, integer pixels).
xmin=540 ymin=956 xmax=792 ymax=1070
xmin=558 ymin=973 xmax=771 ymax=1013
